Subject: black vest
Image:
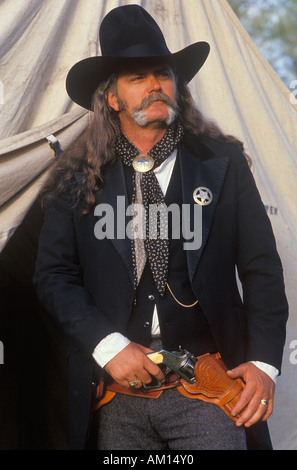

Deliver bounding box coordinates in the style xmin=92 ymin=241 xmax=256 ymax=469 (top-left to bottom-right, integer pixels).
xmin=123 ymin=154 xmax=217 ymax=356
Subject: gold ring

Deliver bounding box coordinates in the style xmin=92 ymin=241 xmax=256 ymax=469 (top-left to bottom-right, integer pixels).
xmin=128 ymin=380 xmax=139 ymax=387
xmin=261 ymin=399 xmax=269 ymax=407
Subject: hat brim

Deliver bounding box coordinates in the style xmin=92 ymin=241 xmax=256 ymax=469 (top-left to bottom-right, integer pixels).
xmin=66 ymin=41 xmax=210 ymax=111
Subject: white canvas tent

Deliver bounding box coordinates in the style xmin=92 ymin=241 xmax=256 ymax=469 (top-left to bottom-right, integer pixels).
xmin=0 ymin=0 xmax=296 ymax=450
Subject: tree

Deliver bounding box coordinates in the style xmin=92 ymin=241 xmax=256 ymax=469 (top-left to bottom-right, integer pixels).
xmin=228 ymin=0 xmax=297 ymax=88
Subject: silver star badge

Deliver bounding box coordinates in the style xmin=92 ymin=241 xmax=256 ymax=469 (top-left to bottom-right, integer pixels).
xmin=193 ymin=187 xmax=213 ymax=206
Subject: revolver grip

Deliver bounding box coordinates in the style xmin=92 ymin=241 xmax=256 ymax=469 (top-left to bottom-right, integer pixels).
xmin=147 ymin=351 xmax=164 ymax=365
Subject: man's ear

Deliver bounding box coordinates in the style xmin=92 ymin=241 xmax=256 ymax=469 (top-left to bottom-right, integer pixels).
xmin=107 ymin=90 xmax=119 ymax=111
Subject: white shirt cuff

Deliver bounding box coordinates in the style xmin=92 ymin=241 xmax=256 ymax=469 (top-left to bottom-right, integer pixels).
xmin=250 ymin=361 xmax=279 ymax=383
xmin=92 ymin=332 xmax=131 ymax=368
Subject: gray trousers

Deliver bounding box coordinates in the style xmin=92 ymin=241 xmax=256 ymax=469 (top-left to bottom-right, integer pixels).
xmin=97 ymin=388 xmax=247 ymax=450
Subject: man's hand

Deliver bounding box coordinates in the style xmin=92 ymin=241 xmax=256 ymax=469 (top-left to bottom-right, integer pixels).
xmin=227 ymin=362 xmax=275 ymax=427
xmin=104 ymin=342 xmax=165 ymax=389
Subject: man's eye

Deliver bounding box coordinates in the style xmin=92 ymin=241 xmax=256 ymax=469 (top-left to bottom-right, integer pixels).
xmin=157 ymin=71 xmax=171 ymax=78
xmin=131 ymin=75 xmax=143 ymax=82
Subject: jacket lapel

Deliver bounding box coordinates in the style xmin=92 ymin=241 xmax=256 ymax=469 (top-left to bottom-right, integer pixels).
xmin=94 ymin=158 xmax=135 ymax=285
xmin=179 ymin=143 xmax=230 ymax=282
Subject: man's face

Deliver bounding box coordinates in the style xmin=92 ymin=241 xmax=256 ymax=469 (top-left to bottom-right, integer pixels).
xmin=107 ymin=63 xmax=178 ymax=132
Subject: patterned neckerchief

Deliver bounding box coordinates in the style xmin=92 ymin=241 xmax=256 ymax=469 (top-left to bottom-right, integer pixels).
xmin=115 ymin=120 xmax=184 ymax=296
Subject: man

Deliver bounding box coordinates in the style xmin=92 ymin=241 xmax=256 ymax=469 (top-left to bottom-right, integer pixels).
xmin=33 ymin=5 xmax=288 ymax=450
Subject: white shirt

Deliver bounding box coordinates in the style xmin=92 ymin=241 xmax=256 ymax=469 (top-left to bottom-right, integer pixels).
xmin=92 ymin=151 xmax=279 ymax=382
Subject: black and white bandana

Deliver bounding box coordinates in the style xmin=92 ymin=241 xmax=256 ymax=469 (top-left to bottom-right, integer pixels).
xmin=115 ymin=121 xmax=184 ymax=295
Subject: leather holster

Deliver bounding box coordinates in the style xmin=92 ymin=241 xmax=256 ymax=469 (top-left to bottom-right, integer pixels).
xmin=177 ymin=353 xmax=245 ymax=421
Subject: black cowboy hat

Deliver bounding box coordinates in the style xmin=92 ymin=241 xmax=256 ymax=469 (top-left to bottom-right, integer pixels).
xmin=66 ymin=4 xmax=210 ymax=111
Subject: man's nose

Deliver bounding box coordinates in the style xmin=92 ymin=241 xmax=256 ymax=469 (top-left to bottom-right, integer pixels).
xmin=148 ymin=74 xmax=162 ymax=92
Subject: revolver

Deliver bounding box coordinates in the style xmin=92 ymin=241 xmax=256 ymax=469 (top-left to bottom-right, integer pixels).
xmin=145 ymin=347 xmax=197 ymax=389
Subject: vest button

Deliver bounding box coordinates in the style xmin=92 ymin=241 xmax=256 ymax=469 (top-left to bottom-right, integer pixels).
xmin=148 ymin=295 xmax=155 ymax=301
xmin=144 ymin=322 xmax=150 ymax=328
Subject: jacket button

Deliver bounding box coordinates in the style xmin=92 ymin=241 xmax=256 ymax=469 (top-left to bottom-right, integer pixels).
xmin=148 ymin=294 xmax=155 ymax=301
xmin=144 ymin=322 xmax=150 ymax=328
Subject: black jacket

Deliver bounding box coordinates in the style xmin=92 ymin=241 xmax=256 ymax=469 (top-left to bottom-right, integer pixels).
xmin=33 ymin=135 xmax=288 ymax=449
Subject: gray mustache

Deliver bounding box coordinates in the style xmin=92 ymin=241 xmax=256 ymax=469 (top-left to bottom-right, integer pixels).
xmin=136 ymin=93 xmax=177 ymax=111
